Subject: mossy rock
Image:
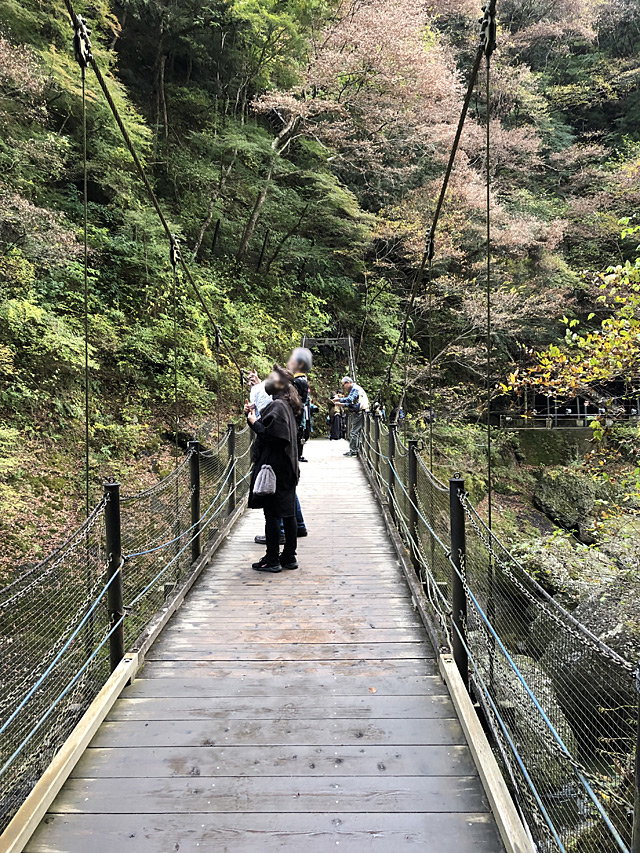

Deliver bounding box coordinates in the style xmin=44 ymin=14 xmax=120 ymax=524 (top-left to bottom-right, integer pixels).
xmin=521 ymin=536 xmax=618 ymax=612
xmin=470 ymin=647 xmax=578 ymax=793
xmin=516 ymin=429 xmax=592 ymax=466
xmin=533 ymin=469 xmax=598 ymax=543
xmin=541 ymin=576 xmax=639 ymax=756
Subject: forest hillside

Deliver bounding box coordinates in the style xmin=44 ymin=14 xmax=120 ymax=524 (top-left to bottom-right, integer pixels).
xmin=0 ymin=0 xmax=639 ymax=600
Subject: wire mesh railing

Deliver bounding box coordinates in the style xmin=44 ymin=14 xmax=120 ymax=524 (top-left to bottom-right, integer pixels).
xmin=0 ymin=501 xmax=109 ymax=830
xmin=0 ymin=423 xmax=252 ymax=833
xmin=359 ymin=412 xmax=638 ymax=853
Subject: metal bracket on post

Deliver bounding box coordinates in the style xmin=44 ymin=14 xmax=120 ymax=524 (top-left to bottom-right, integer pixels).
xmin=104 ymin=481 xmax=125 ymax=673
xmin=449 ymin=473 xmax=468 ymax=689
xmin=227 ymin=423 xmax=236 ymax=514
xmin=188 ymin=440 xmax=201 ymax=562
xmin=408 ymin=440 xmax=419 ymax=577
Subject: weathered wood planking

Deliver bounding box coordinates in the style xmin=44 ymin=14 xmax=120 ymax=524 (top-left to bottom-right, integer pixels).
xmin=27 ymin=813 xmax=502 ymax=852
xmin=28 ymin=439 xmax=504 ymax=853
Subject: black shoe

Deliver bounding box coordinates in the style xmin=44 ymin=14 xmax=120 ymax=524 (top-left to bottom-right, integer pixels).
xmin=254 ymin=534 xmax=285 ymax=545
xmin=299 ymin=456 xmax=308 ymax=462
xmin=252 ymin=556 xmax=282 ymax=573
xmin=344 ymin=451 xmax=356 ymax=457
xmin=280 ymin=555 xmax=299 ymax=570
xmin=297 ymin=528 xmax=308 ymax=537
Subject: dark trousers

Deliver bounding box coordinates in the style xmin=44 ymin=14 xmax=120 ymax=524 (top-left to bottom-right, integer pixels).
xmin=279 ymin=494 xmax=305 ymax=533
xmin=265 ymin=512 xmax=297 ymax=561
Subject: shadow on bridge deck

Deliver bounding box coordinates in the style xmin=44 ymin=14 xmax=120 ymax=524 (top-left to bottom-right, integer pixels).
xmin=27 ymin=439 xmax=504 ymax=852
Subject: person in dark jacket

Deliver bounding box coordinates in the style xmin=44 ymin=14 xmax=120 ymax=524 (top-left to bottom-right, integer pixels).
xmin=246 ymin=365 xmax=301 ymax=573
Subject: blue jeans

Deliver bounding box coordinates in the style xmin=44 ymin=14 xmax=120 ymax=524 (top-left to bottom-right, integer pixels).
xmin=280 ymin=494 xmax=305 ymax=533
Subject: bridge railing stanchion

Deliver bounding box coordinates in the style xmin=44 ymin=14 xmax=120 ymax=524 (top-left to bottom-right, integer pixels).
xmin=633 ymin=661 xmax=640 ymax=853
xmin=364 ymin=411 xmax=370 ymax=461
xmin=408 ymin=439 xmax=419 ymax=578
xmin=374 ymin=411 xmax=381 ymax=478
xmin=449 ymin=473 xmax=468 ymax=689
xmin=388 ymin=423 xmax=396 ymax=524
xmin=104 ymin=481 xmax=125 ymax=673
xmin=188 ymin=440 xmax=201 ymax=562
xmin=227 ymin=423 xmax=236 ymax=515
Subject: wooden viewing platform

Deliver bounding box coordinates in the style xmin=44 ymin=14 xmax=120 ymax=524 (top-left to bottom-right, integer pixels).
xmin=26 ymin=440 xmax=507 ymax=852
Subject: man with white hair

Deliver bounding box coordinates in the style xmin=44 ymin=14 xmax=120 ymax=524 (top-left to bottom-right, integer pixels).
xmin=334 ymin=376 xmax=369 ymax=456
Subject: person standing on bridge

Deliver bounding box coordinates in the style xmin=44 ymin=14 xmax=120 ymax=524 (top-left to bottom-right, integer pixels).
xmin=246 ymin=366 xmax=301 ymax=573
xmin=334 ymin=376 xmax=369 ymax=456
xmin=245 ymin=346 xmax=312 ymax=541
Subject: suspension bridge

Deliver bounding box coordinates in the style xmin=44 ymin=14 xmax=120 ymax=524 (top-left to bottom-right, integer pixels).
xmin=1 ymin=0 xmax=639 ymax=851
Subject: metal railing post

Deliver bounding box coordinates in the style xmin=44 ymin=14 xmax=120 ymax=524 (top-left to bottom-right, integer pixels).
xmin=227 ymin=423 xmax=236 ymax=514
xmin=388 ymin=423 xmax=396 ymax=523
xmin=374 ymin=412 xmax=381 ymax=477
xmin=104 ymin=481 xmax=124 ymax=673
xmin=449 ymin=473 xmax=468 ymax=689
xmin=408 ymin=439 xmax=419 ymax=576
xmin=633 ymin=663 xmax=640 ymax=853
xmin=364 ymin=412 xmax=370 ymax=461
xmin=188 ymin=440 xmax=201 ymax=562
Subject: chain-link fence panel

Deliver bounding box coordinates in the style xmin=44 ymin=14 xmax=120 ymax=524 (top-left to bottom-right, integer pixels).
xmin=120 ymin=452 xmax=193 ymax=645
xmin=0 ymin=502 xmax=109 ymax=832
xmin=462 ymin=496 xmax=635 ymax=853
xmin=0 ymin=422 xmax=253 ymax=831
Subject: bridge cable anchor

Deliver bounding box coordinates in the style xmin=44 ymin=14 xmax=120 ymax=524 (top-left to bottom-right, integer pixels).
xmin=170 ymin=236 xmax=181 ymax=269
xmin=425 ymin=228 xmax=435 ymax=262
xmin=479 ymin=2 xmax=497 ymax=58
xmin=73 ymin=14 xmax=93 ymax=71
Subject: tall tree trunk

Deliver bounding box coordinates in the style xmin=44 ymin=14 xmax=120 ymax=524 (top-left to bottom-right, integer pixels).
xmin=264 ymin=204 xmax=310 ymax=274
xmin=152 ymin=28 xmax=164 ymax=155
xmin=236 ymin=114 xmax=303 ymax=263
xmin=193 ymin=150 xmax=237 ymax=260
xmin=237 ymin=164 xmax=272 ymax=260
xmin=159 ymin=54 xmax=169 ymax=142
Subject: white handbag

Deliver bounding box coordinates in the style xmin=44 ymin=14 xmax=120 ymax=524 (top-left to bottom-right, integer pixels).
xmin=253 ymin=464 xmax=276 ymax=496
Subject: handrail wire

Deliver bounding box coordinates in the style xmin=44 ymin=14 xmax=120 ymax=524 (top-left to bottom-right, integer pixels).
xmin=358 ymin=425 xmax=634 ymax=851
xmin=377 ymin=6 xmax=491 ymax=402
xmin=62 ymin=0 xmax=244 ymax=386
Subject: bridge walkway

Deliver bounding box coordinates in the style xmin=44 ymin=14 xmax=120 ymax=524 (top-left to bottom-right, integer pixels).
xmin=27 ymin=439 xmax=504 ymax=852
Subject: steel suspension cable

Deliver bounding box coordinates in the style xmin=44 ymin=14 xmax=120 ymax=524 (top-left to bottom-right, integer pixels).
xmin=379 ymin=10 xmax=490 ymax=401
xmin=485 ymin=51 xmax=494 ymax=533
xmin=80 ymin=61 xmax=90 ymax=517
xmin=63 ymin=0 xmax=244 ymax=386
xmin=426 ymin=256 xmax=434 ymax=468
xmin=170 ymin=240 xmax=180 ymax=468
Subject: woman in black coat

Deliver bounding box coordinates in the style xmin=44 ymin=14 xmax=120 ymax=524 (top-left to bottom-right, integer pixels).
xmin=246 ymin=366 xmax=302 ymax=573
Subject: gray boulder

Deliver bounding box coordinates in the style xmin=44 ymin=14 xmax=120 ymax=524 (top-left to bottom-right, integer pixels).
xmin=533 ymin=469 xmax=599 ymax=543
xmin=541 ymin=574 xmax=638 ymax=758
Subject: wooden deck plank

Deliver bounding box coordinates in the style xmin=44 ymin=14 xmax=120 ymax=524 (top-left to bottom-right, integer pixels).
xmin=26 ymin=813 xmax=503 ymax=853
xmin=70 ymin=744 xmax=478 ymax=778
xmin=48 ymin=775 xmax=490 ymax=814
xmin=124 ymin=674 xmax=448 ymax=697
xmin=88 ymin=717 xmax=466 ymax=748
xmin=145 ymin=642 xmax=434 ymax=661
xmin=29 ymin=439 xmax=504 ymax=853
xmin=137 ymin=660 xmax=435 ymax=677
